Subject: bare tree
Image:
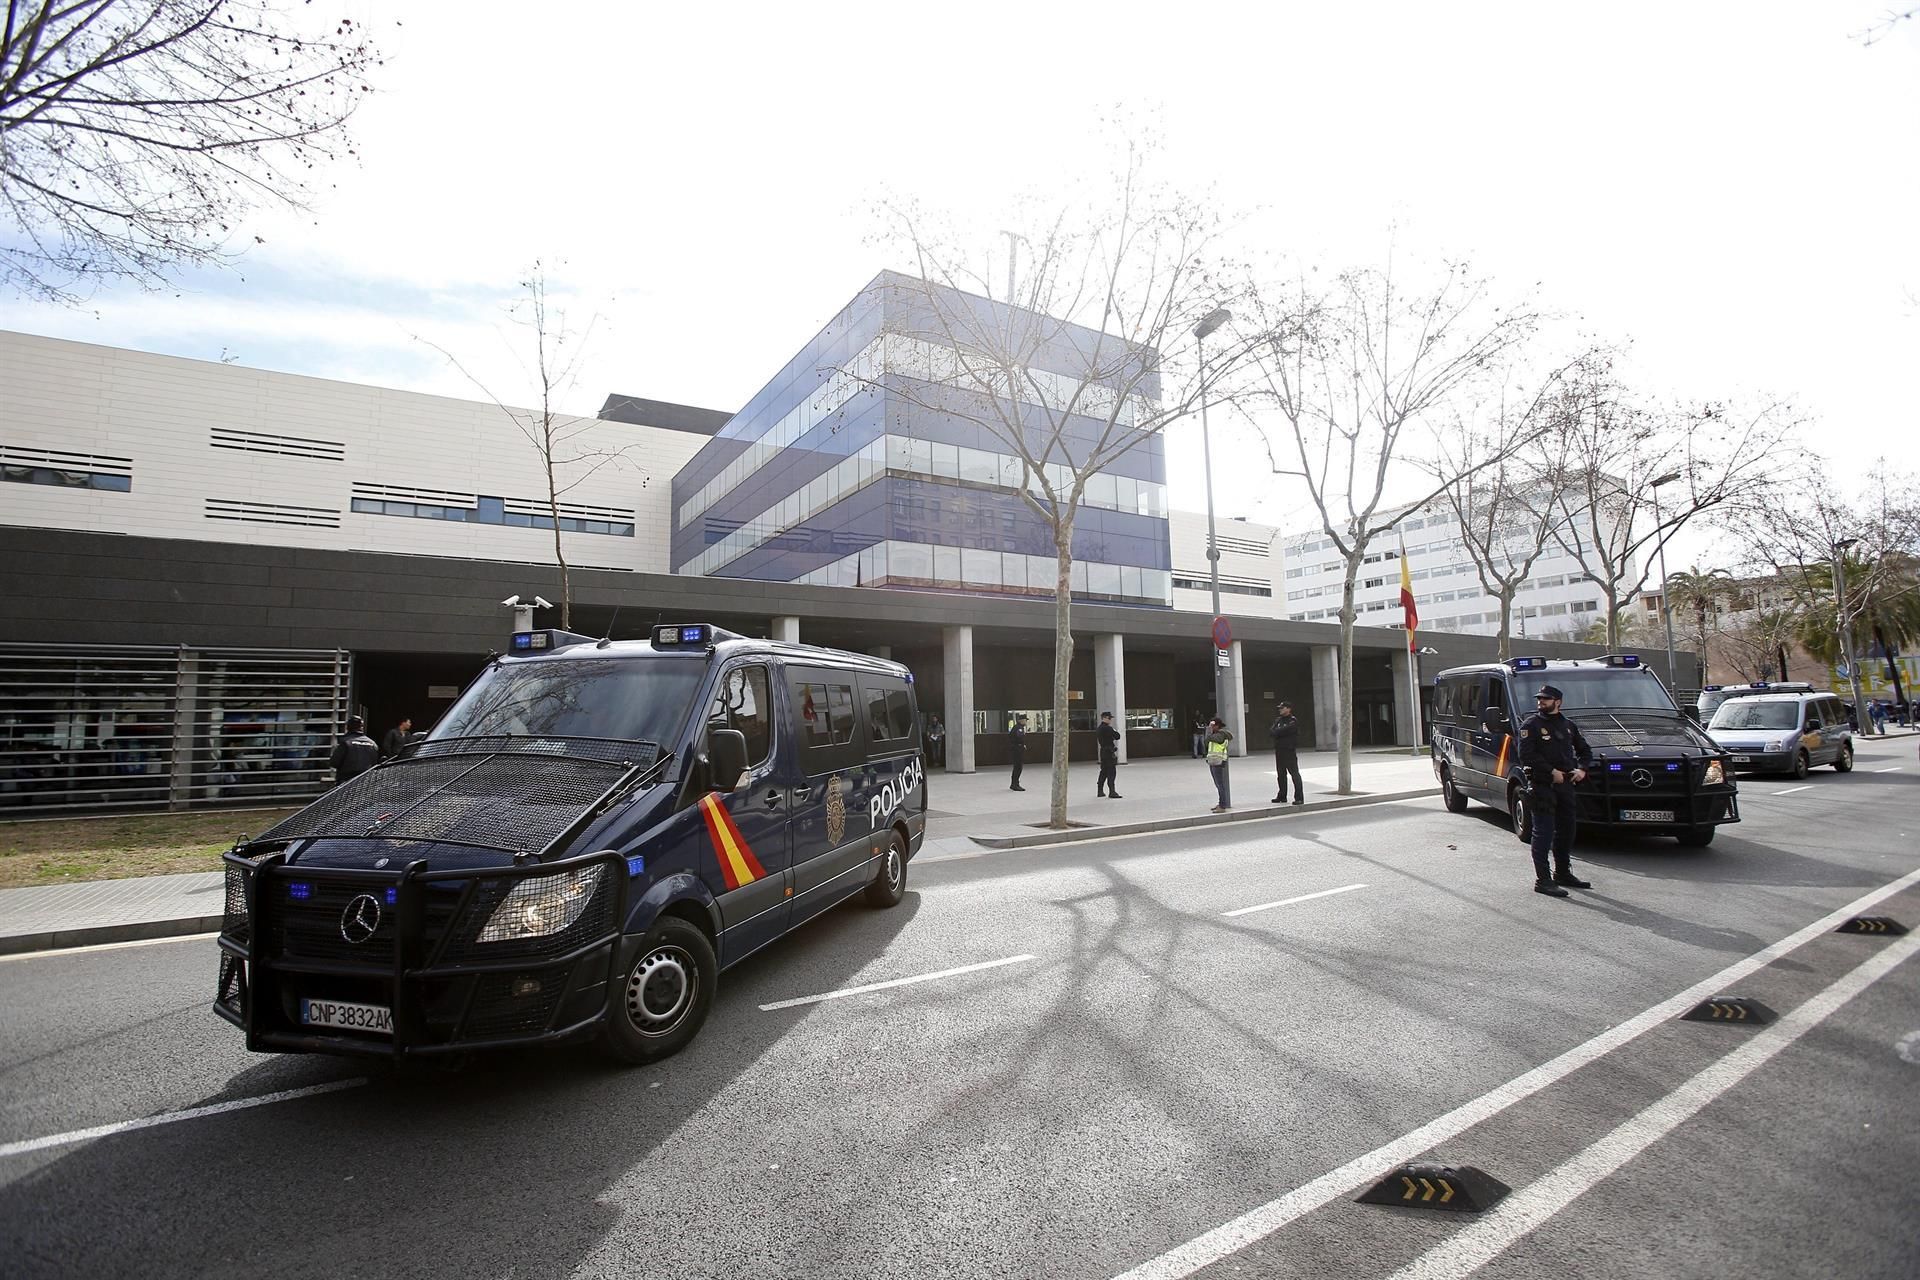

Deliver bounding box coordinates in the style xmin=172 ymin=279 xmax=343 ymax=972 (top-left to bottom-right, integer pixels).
xmin=1248 ymin=258 xmax=1541 ymax=793
xmin=868 ymin=148 xmax=1258 ymax=829
xmin=1433 ymin=352 xmax=1599 ymax=659
xmin=421 ymin=263 xmax=639 ymax=630
xmin=1 ymin=0 xmax=381 ymax=304
xmin=1546 ymin=380 xmax=1803 ymax=650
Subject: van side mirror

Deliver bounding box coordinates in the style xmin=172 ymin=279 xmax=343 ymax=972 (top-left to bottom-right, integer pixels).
xmin=1805 ymin=717 xmax=1821 ymax=732
xmin=706 ymin=728 xmax=749 ymax=793
xmin=1484 ymin=706 xmax=1510 ymax=729
xmin=1683 ymin=706 xmax=1701 ymax=724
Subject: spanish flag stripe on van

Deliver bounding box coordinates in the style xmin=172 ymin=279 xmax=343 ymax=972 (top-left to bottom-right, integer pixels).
xmin=1494 ymin=734 xmax=1510 ymax=779
xmin=699 ymin=794 xmax=767 ymax=889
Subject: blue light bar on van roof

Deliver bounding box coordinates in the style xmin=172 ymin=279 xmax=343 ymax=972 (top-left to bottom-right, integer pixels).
xmin=652 ymin=624 xmax=708 ymax=648
xmin=1604 ymin=654 xmax=1641 ymax=668
xmin=511 ymin=631 xmax=550 ymax=652
xmin=1704 ymin=684 xmax=1723 ymax=692
xmin=1510 ymin=656 xmax=1548 ymax=670
xmin=1750 ymin=680 xmax=1769 ymax=688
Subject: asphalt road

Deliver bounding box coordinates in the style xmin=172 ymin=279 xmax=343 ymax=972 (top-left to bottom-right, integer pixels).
xmin=2 ymin=737 xmax=1916 ymax=1280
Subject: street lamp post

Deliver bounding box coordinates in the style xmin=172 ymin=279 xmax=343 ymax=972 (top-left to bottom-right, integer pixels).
xmin=1195 ymin=307 xmax=1233 ymax=732
xmin=1649 ymin=470 xmax=1682 ymax=693
xmin=1833 ymin=537 xmax=1874 ymax=736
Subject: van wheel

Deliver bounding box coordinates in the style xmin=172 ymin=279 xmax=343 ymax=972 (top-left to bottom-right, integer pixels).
xmin=601 ymin=916 xmax=715 ymax=1066
xmin=866 ymin=828 xmax=907 ymax=907
xmin=1509 ymin=784 xmax=1532 ymax=844
xmin=1441 ymin=768 xmax=1468 ymax=813
xmin=1791 ymin=750 xmax=1810 ymax=780
xmin=1834 ymin=744 xmax=1853 ymax=773
xmin=1677 ymin=827 xmax=1715 ymax=848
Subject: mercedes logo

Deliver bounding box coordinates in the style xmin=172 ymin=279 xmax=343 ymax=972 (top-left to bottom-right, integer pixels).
xmin=1631 ymin=769 xmax=1654 ymax=789
xmin=340 ymin=893 xmax=382 ymax=944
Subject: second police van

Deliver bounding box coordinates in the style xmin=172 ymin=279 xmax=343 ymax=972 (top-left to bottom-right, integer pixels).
xmin=1430 ymin=654 xmax=1740 ymax=848
xmin=214 ymin=624 xmax=927 ymax=1065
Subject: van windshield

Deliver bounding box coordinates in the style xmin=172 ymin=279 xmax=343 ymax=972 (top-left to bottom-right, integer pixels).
xmin=1512 ymin=670 xmax=1676 ymax=712
xmin=1710 ymin=701 xmax=1801 ymax=731
xmin=431 ymin=658 xmax=705 ymax=746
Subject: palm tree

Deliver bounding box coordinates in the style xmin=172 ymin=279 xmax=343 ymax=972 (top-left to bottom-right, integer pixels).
xmin=1793 ymin=550 xmax=1920 ymax=711
xmin=1664 ymin=566 xmax=1735 ymax=687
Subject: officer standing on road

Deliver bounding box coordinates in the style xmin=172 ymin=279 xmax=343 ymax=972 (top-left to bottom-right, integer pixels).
xmin=328 ymin=716 xmax=380 ymax=785
xmin=1009 ymin=713 xmax=1028 ymax=791
xmin=1517 ymin=685 xmax=1595 ymax=897
xmin=1096 ymin=711 xmax=1123 ymax=798
xmin=1269 ymin=701 xmax=1304 ymax=805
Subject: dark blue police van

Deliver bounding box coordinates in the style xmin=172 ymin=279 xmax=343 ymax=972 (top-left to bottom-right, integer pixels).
xmin=1429 ymin=654 xmax=1740 ymax=848
xmin=214 ymin=624 xmax=926 ymax=1064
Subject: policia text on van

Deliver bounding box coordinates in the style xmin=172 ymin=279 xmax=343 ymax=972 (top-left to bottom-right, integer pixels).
xmin=214 ymin=625 xmax=926 ymax=1064
xmin=1430 ymin=654 xmax=1739 ymax=848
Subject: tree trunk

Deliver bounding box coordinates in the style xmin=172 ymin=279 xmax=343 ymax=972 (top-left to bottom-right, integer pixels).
xmin=1604 ymin=585 xmax=1622 ymax=649
xmin=1496 ymin=590 xmax=1514 ymax=660
xmin=549 ymin=460 xmax=572 ymax=630
xmin=1777 ymin=644 xmax=1790 ymax=681
xmin=1875 ymin=624 xmax=1908 ymax=715
xmin=1049 ymin=523 xmax=1075 ymax=829
xmin=1336 ymin=551 xmax=1361 ymax=794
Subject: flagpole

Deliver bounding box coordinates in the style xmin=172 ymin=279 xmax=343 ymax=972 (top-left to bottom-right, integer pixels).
xmin=1408 ymin=639 xmax=1422 ymax=758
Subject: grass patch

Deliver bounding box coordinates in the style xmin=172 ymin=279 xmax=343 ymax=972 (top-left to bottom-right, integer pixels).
xmin=0 ymin=809 xmax=302 ymax=890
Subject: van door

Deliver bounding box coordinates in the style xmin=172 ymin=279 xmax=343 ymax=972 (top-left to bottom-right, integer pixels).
xmin=701 ymin=663 xmax=794 ymax=964
xmin=786 ymin=670 xmax=872 ymax=928
xmin=1471 ymin=676 xmax=1514 ymax=802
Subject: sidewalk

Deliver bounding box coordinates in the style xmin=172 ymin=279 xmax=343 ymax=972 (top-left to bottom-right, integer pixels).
xmin=0 ymin=746 xmax=1439 ymax=955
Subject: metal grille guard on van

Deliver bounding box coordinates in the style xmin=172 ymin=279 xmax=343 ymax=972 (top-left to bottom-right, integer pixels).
xmin=1558 ymin=757 xmax=1739 ymax=830
xmin=213 ymin=740 xmax=669 ymax=1057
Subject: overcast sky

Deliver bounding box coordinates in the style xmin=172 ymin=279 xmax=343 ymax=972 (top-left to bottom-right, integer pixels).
xmin=3 ymin=1 xmax=1915 ymax=560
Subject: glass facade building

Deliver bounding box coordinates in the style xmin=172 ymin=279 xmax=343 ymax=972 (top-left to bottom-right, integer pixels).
xmin=670 ymin=272 xmax=1173 ymax=606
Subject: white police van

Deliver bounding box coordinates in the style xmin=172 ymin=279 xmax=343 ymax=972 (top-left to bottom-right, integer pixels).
xmin=215 ymin=624 xmax=927 ymax=1065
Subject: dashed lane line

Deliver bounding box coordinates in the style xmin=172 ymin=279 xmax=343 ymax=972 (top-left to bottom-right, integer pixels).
xmin=1222 ymin=883 xmax=1369 ymax=918
xmin=0 ymin=1078 xmax=368 ymax=1161
xmin=1109 ymin=862 xmax=1920 ymax=1280
xmin=758 ymin=953 xmax=1036 ymax=1012
xmin=1874 ymin=765 xmax=1903 ymax=773
xmin=1770 ymin=785 xmax=1814 ymax=795
xmin=1386 ymin=929 xmax=1920 ymax=1280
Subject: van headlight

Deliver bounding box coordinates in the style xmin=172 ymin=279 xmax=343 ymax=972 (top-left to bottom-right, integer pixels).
xmin=1702 ymin=759 xmax=1726 ymax=786
xmin=478 ymin=865 xmax=604 ymax=942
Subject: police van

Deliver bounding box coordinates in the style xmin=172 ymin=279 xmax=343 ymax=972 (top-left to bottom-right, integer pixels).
xmin=1430 ymin=654 xmax=1739 ymax=848
xmin=1695 ymin=680 xmax=1815 ymax=723
xmin=214 ymin=624 xmax=927 ymax=1065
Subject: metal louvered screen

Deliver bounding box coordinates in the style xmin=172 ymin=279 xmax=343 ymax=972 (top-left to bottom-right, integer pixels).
xmin=0 ymin=643 xmax=350 ymax=815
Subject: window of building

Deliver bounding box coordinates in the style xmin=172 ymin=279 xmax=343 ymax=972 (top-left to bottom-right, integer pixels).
xmin=2 ymin=447 xmax=134 ymax=492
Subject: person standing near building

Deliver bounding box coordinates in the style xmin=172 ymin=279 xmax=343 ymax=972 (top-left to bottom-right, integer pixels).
xmin=1192 ymin=717 xmax=1206 ymax=759
xmin=329 ymin=716 xmax=380 ymax=785
xmin=1009 ymin=713 xmax=1028 ymax=791
xmin=1096 ymin=711 xmax=1123 ymax=798
xmin=1269 ymin=701 xmax=1304 ymax=805
xmin=1204 ymin=717 xmax=1233 ymax=812
xmin=381 ymin=715 xmax=414 ymax=759
xmin=1517 ymin=685 xmax=1594 ymax=897
xmin=925 ymin=714 xmax=945 ymax=768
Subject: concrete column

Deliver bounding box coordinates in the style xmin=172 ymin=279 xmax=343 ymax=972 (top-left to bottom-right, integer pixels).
xmin=168 ymin=649 xmax=201 ymax=810
xmin=1391 ymin=649 xmax=1416 ymax=747
xmin=1226 ymin=639 xmax=1248 ymax=756
xmin=1311 ymin=644 xmax=1340 ymax=750
xmin=771 ymin=615 xmax=800 ymax=644
xmin=1093 ymin=633 xmax=1128 ymax=764
xmin=942 ymin=624 xmax=976 ymax=774
xmin=872 ymin=646 xmax=893 ymax=661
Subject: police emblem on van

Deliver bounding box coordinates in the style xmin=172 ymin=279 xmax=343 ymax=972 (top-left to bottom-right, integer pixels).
xmin=826 ymin=775 xmax=846 ymax=845
xmin=870 ymin=757 xmax=923 ymax=830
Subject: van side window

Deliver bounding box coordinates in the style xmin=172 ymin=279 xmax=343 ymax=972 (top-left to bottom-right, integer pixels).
xmin=796 ymin=681 xmax=856 ymax=748
xmin=886 ymin=689 xmax=915 ymax=739
xmin=710 ymin=666 xmax=773 ymax=766
xmin=866 ymin=686 xmax=890 ymax=740
xmin=1486 ymin=680 xmax=1508 ymax=722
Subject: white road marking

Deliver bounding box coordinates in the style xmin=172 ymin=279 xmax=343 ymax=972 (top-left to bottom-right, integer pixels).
xmin=1386 ymin=930 xmax=1920 ymax=1280
xmin=1223 ymin=884 xmax=1369 ymax=918
xmin=1770 ymin=785 xmax=1814 ymax=795
xmin=1874 ymin=766 xmax=1902 ymax=773
xmin=0 ymin=1078 xmax=367 ymax=1161
xmin=0 ymin=931 xmax=219 ymax=965
xmin=758 ymin=954 xmax=1035 ymax=1012
xmin=1110 ymin=863 xmax=1920 ymax=1280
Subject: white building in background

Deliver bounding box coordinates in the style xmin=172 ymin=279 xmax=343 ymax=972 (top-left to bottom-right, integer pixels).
xmin=1278 ymin=500 xmax=1638 ymax=640
xmin=1167 ymin=510 xmax=1286 ymax=618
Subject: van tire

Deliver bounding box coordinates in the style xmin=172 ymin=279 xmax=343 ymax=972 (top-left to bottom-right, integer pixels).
xmin=866 ymin=828 xmax=908 ymax=908
xmin=601 ymin=916 xmax=715 ymax=1066
xmin=1834 ymin=744 xmax=1853 ymax=772
xmin=1677 ymin=827 xmax=1715 ymax=848
xmin=1509 ymin=784 xmax=1532 ymax=844
xmin=1791 ymin=750 xmax=1810 ymax=780
xmin=1441 ymin=768 xmax=1469 ymax=813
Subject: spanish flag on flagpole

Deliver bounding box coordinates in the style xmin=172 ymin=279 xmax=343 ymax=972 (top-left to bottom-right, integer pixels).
xmin=1399 ymin=535 xmax=1418 ymax=653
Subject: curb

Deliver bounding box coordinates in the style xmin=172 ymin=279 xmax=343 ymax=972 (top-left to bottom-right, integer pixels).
xmin=0 ymin=914 xmax=223 ymax=958
xmin=967 ymin=787 xmax=1434 ymax=850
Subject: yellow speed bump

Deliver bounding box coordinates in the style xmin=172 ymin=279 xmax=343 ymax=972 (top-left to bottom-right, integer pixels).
xmin=1836 ymin=916 xmax=1909 ymax=935
xmin=1357 ymin=1162 xmax=1510 ymax=1213
xmin=1680 ymin=996 xmax=1776 ymax=1025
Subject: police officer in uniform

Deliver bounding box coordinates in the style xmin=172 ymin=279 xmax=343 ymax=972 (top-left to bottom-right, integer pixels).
xmin=328 ymin=716 xmax=381 ymax=786
xmin=1009 ymin=713 xmax=1028 ymax=791
xmin=1095 ymin=711 xmax=1122 ymax=798
xmin=1517 ymin=684 xmax=1595 ymax=897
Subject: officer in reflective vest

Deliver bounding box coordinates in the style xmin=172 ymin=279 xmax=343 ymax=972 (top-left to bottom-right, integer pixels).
xmin=1516 ymin=684 xmax=1595 ymax=897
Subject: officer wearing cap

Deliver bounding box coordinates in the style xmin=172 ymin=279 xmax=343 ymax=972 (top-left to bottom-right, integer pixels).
xmin=1517 ymin=684 xmax=1595 ymax=897
xmin=1009 ymin=713 xmax=1028 ymax=791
